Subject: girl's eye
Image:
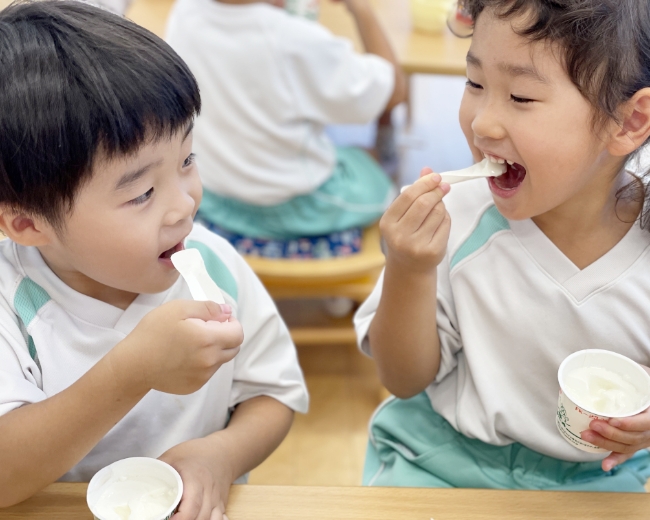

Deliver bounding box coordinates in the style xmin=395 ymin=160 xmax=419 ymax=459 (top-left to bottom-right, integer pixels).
xmin=511 ymin=95 xmax=534 ymax=104
xmin=465 ymin=79 xmax=482 ymax=90
xmin=129 ymin=187 xmax=154 ymax=205
xmin=183 ymin=153 xmax=196 ymax=168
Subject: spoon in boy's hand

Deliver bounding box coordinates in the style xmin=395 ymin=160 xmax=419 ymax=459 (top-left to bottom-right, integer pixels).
xmin=400 ymin=158 xmax=507 ymax=193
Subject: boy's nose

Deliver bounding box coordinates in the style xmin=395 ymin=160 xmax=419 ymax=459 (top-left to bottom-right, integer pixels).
xmin=165 ymin=188 xmax=197 ymax=226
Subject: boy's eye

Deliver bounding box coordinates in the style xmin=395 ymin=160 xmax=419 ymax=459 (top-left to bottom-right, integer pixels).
xmin=465 ymin=78 xmax=482 ymax=90
xmin=129 ymin=187 xmax=154 ymax=205
xmin=511 ymin=94 xmax=534 ymax=104
xmin=183 ymin=153 xmax=196 ymax=168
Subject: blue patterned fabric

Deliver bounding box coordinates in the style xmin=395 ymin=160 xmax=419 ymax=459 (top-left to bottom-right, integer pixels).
xmin=198 ymin=219 xmax=363 ymax=259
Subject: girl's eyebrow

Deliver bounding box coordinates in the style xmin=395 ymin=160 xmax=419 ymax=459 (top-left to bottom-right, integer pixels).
xmin=466 ymin=51 xmax=549 ymax=85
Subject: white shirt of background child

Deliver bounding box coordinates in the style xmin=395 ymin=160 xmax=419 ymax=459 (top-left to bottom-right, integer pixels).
xmin=166 ymin=0 xmax=394 ymax=205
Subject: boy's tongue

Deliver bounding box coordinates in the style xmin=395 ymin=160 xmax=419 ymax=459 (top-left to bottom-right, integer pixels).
xmin=492 ymin=162 xmax=526 ymax=190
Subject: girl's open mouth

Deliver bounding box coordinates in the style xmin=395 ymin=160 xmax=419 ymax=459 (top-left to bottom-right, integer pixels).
xmin=159 ymin=242 xmax=184 ymax=260
xmin=490 ymin=162 xmax=526 ymax=192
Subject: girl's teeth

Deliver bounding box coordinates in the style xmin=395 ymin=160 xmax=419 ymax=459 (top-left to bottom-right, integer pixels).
xmin=507 ymin=160 xmax=513 ymax=165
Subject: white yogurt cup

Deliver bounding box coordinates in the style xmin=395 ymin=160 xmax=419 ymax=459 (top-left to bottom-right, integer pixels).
xmin=87 ymin=457 xmax=183 ymax=520
xmin=557 ymin=349 xmax=650 ymax=453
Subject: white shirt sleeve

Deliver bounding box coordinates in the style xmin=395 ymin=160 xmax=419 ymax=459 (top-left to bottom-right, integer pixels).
xmin=354 ymin=258 xmax=463 ymax=383
xmin=0 ymin=300 xmax=46 ymax=417
xmin=278 ymin=18 xmax=395 ymax=125
xmin=228 ymin=255 xmax=309 ymax=413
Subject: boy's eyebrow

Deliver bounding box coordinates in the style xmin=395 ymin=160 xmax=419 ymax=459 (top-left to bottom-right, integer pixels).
xmin=183 ymin=121 xmax=194 ymax=140
xmin=114 ymin=123 xmax=193 ymax=191
xmin=466 ymin=51 xmax=549 ymax=84
xmin=115 ymin=159 xmax=164 ymax=191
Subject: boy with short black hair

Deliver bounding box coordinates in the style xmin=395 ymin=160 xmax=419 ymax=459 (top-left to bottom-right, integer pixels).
xmin=0 ymin=1 xmax=308 ymax=516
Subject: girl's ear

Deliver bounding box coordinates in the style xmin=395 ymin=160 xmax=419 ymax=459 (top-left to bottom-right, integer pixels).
xmin=609 ymin=87 xmax=650 ymax=156
xmin=0 ymin=207 xmax=53 ymax=247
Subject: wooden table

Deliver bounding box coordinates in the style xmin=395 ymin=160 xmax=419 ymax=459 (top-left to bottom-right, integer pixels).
xmin=320 ymin=0 xmax=470 ymax=76
xmin=3 ymin=483 xmax=650 ymax=519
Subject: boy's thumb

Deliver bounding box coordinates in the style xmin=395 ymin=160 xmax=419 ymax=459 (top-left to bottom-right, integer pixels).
xmin=187 ymin=300 xmax=232 ymax=323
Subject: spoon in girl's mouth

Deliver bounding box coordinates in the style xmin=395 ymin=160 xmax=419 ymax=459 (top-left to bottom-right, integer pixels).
xmin=400 ymin=158 xmax=507 ymax=193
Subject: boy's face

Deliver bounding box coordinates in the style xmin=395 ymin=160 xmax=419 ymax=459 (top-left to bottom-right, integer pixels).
xmin=458 ymin=9 xmax=620 ymax=221
xmin=37 ymin=124 xmax=201 ymax=308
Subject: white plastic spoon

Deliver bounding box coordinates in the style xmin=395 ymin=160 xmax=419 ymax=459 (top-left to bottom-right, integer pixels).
xmin=171 ymin=248 xmax=226 ymax=304
xmin=400 ymin=158 xmax=507 ymax=193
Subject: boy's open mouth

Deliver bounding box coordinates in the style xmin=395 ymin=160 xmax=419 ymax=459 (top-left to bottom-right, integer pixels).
xmin=491 ymin=161 xmax=526 ymax=190
xmin=159 ymin=242 xmax=184 ymax=260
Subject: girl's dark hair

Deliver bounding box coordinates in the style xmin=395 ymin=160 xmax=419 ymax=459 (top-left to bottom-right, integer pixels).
xmin=0 ymin=0 xmax=201 ymax=229
xmin=466 ymin=0 xmax=650 ymax=227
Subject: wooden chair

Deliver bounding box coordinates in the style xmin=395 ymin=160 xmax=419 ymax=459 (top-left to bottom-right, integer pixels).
xmin=244 ymin=224 xmax=385 ymax=345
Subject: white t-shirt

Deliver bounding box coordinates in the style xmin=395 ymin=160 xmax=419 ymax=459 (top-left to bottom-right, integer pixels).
xmin=166 ymin=0 xmax=394 ymax=205
xmin=0 ymin=224 xmax=308 ymax=481
xmin=355 ymin=180 xmax=650 ymax=462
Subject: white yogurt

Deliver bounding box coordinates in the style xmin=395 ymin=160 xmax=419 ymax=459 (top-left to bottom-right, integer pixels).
xmin=564 ymin=366 xmax=645 ymax=416
xmin=93 ymin=474 xmax=177 ymax=520
xmin=88 ymin=458 xmax=183 ymax=520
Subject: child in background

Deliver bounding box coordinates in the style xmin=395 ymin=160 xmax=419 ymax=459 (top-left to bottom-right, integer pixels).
xmin=166 ymin=0 xmax=407 ymax=258
xmin=0 ymin=1 xmax=308 ymax=515
xmin=355 ymin=0 xmax=650 ymax=491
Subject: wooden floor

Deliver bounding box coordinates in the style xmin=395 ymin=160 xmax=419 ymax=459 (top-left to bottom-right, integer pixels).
xmin=250 ymin=339 xmax=381 ymax=486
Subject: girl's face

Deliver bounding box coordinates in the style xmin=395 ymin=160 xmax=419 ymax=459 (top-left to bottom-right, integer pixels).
xmin=459 ymin=9 xmax=622 ymax=221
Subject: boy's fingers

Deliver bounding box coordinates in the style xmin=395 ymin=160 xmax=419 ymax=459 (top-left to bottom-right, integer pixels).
xmin=200 ymin=319 xmax=245 ymax=350
xmin=175 ymin=300 xmax=230 ymax=322
xmin=173 ymin=485 xmax=203 ymax=520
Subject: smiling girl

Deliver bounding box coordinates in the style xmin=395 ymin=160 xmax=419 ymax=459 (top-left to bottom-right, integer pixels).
xmin=355 ymin=0 xmax=650 ymax=491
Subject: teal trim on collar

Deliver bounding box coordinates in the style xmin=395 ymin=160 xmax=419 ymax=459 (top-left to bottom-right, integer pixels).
xmin=450 ymin=206 xmax=510 ymax=270
xmin=14 ymin=278 xmax=51 ymax=327
xmin=185 ymin=241 xmax=239 ymax=302
xmin=14 ymin=278 xmax=51 ymax=363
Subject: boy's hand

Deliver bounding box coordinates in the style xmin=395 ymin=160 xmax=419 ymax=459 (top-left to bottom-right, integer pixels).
xmin=159 ymin=438 xmax=232 ymax=520
xmin=113 ymin=300 xmax=244 ymax=396
xmin=581 ymin=365 xmax=650 ymax=471
xmin=380 ymin=167 xmax=451 ymax=275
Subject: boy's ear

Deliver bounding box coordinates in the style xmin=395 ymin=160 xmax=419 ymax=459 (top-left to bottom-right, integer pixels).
xmin=0 ymin=206 xmax=53 ymax=246
xmin=609 ymin=87 xmax=650 ymax=156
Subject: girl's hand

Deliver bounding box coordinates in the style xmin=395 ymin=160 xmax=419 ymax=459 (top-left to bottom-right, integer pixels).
xmin=159 ymin=438 xmax=233 ymax=520
xmin=380 ymin=167 xmax=451 ymax=275
xmin=581 ymin=408 xmax=650 ymax=471
xmin=581 ymin=366 xmax=650 ymax=471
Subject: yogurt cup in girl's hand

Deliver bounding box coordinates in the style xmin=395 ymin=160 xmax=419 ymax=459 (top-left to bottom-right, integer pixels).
xmin=557 ymin=349 xmax=650 ymax=453
xmin=87 ymin=457 xmax=183 ymax=520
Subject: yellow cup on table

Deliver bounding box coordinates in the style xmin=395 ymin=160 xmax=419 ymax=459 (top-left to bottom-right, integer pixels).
xmin=410 ymin=0 xmax=455 ymax=34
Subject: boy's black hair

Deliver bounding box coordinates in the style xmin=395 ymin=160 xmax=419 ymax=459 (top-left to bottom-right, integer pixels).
xmin=465 ymin=0 xmax=650 ymax=228
xmin=0 ymin=0 xmax=201 ymax=229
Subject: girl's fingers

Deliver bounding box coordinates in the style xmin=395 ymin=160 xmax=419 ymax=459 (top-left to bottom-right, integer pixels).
xmin=589 ymin=419 xmax=650 ymax=445
xmin=414 ymin=200 xmax=449 ymax=241
xmin=395 ymin=186 xmax=448 ymax=234
xmin=386 ymin=174 xmax=443 ymax=222
xmin=418 ymin=166 xmax=434 ymax=179
xmin=580 ymin=430 xmax=636 ymax=454
xmin=602 ymin=451 xmax=634 ymax=472
xmin=607 ymin=408 xmax=650 ymax=432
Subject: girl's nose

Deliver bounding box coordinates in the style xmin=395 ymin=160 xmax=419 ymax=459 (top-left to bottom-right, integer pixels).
xmin=471 ymin=101 xmax=507 ymax=141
